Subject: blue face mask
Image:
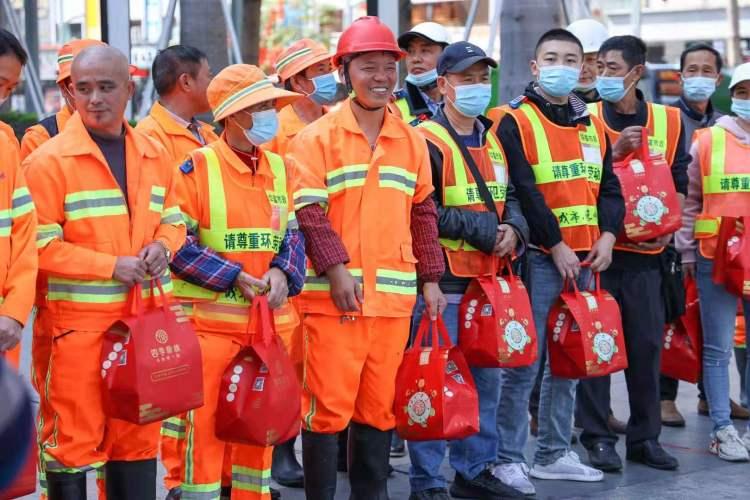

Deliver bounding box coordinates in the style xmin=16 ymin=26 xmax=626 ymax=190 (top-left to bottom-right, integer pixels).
xmin=732 ymin=98 xmax=750 ymax=121
xmin=405 ymin=68 xmax=438 ymax=88
xmin=596 ymin=72 xmax=636 ymax=103
xmin=683 ymin=76 xmax=717 ymax=102
xmin=242 ymin=109 xmax=279 ymax=146
xmin=309 ymin=73 xmax=338 ymax=105
xmin=450 ymin=83 xmax=492 ymax=117
xmin=537 ymin=65 xmax=581 ymax=97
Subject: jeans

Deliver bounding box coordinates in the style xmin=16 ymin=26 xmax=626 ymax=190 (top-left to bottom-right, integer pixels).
xmin=496 ymin=251 xmax=589 ymax=466
xmin=407 ymin=297 xmax=501 ymax=492
xmin=696 ymin=255 xmax=750 ymax=431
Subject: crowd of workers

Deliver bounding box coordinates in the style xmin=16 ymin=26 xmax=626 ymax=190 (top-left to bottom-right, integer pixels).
xmin=0 ymin=11 xmax=749 ymax=500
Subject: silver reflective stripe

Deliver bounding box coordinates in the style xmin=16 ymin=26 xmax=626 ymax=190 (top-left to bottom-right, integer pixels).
xmin=47 ymin=282 xmax=128 ymax=296
xmin=232 ymin=472 xmax=271 ymax=489
xmin=328 ymin=170 xmax=367 ymax=186
xmin=379 ymin=172 xmax=417 ymax=189
xmin=181 ymin=490 xmax=221 ymax=500
xmin=64 ymin=196 xmax=124 ymax=212
xmin=376 ymin=276 xmax=417 ymax=288
xmin=0 ymin=217 xmax=10 ymax=230
xmin=161 ymin=213 xmax=184 ymax=224
xmin=294 ymin=195 xmax=328 ymax=205
xmin=305 ymin=275 xmax=363 ymax=286
xmin=12 ymin=193 xmax=33 ymax=210
xmin=150 ymin=193 xmax=165 ymax=205
xmin=44 ymin=460 xmax=97 ymax=473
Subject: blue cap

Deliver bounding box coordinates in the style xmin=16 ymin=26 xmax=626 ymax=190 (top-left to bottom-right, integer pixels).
xmin=437 ymin=41 xmax=497 ymax=76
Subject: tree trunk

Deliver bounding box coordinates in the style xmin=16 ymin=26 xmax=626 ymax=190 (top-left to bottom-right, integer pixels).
xmin=499 ymin=0 xmax=562 ymax=105
xmin=180 ymin=0 xmax=229 ymax=71
xmin=240 ymin=0 xmax=262 ymax=64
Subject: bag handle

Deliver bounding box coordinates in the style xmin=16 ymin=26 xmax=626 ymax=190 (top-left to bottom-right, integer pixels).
xmin=245 ymin=295 xmax=275 ymax=347
xmin=411 ymin=311 xmax=452 ymax=349
xmin=638 ymin=126 xmax=650 ymax=160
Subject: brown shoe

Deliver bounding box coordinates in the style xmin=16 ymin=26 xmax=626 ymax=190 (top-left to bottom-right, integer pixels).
xmin=661 ymin=400 xmax=686 ymax=427
xmin=697 ymin=399 xmax=709 ymax=416
xmin=608 ymin=413 xmax=627 ymax=435
xmin=731 ymin=399 xmax=750 ymax=420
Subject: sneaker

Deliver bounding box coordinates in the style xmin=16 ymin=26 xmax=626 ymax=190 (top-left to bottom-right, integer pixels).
xmin=492 ymin=463 xmax=536 ymax=496
xmin=709 ymin=426 xmax=750 ymax=462
xmin=450 ymin=469 xmax=525 ymax=499
xmin=742 ymin=429 xmax=750 ymax=451
xmin=529 ymin=451 xmax=603 ymax=482
xmin=409 ymin=488 xmax=451 ymax=500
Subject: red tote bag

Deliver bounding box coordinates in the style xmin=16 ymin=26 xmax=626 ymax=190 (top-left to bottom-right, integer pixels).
xmin=394 ymin=313 xmax=479 ymax=441
xmin=548 ymin=272 xmax=628 ymax=379
xmin=215 ymin=296 xmax=301 ymax=447
xmin=101 ymin=279 xmax=204 ymax=424
xmin=459 ymin=259 xmax=537 ymax=368
xmin=614 ymin=128 xmax=681 ymax=243
xmin=713 ymin=216 xmax=750 ymax=298
xmin=661 ymin=277 xmax=702 ymax=383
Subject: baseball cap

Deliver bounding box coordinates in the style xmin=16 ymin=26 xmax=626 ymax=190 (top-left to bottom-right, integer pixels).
xmin=437 ymin=41 xmax=497 ymax=76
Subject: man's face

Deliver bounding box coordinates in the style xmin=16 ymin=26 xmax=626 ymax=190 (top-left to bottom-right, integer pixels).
xmin=530 ymin=39 xmax=582 ymax=79
xmin=291 ymin=61 xmax=333 ymax=95
xmin=72 ymin=55 xmax=133 ymax=134
xmin=579 ymin=52 xmax=599 ymax=87
xmin=682 ymin=50 xmax=720 ymax=80
xmin=343 ymin=51 xmax=398 ymax=108
xmin=405 ymin=38 xmax=442 ymax=75
xmin=438 ymin=62 xmax=490 ymax=101
xmin=733 ymin=81 xmax=750 ymax=100
xmin=189 ymin=58 xmax=213 ymax=114
xmin=0 ymin=53 xmax=22 ymax=103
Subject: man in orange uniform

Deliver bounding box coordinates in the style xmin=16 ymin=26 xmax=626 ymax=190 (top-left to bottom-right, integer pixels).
xmin=286 ymin=16 xmax=446 ymax=499
xmin=0 ymin=29 xmax=25 ymax=150
xmin=20 ymin=39 xmax=105 ymax=160
xmin=24 ymin=45 xmax=185 ymax=500
xmin=267 ymin=37 xmax=338 ymax=489
xmin=132 ymin=43 xmax=218 ymax=498
xmin=169 ymin=64 xmax=305 ymax=500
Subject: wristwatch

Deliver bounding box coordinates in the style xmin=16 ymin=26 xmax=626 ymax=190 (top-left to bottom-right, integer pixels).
xmin=156 ymin=240 xmax=172 ymax=261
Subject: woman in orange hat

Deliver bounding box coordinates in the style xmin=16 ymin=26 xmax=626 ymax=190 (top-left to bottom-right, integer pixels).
xmin=168 ymin=64 xmax=305 ymax=500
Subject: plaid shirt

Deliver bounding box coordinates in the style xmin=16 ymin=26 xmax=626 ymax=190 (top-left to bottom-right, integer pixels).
xmin=170 ymin=228 xmax=306 ymax=296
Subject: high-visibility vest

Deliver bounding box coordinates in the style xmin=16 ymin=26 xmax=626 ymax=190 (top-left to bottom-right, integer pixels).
xmin=693 ymin=126 xmax=750 ymax=258
xmin=507 ymin=101 xmax=606 ymax=252
xmin=588 ymin=101 xmax=682 ymax=254
xmin=173 ymin=144 xmax=291 ymax=332
xmin=418 ymin=120 xmax=507 ymax=277
xmin=394 ymin=97 xmax=418 ymax=125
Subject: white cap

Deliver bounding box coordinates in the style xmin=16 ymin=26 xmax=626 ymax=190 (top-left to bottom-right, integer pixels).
xmin=398 ymin=22 xmax=451 ymax=50
xmin=566 ymin=18 xmax=609 ymax=54
xmin=730 ymin=62 xmax=750 ymax=89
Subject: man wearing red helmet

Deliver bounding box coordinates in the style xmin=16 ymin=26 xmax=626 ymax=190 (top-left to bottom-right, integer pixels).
xmin=286 ymin=16 xmax=446 ymax=499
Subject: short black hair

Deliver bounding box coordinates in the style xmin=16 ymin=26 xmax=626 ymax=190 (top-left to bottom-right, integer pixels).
xmin=680 ymin=43 xmax=723 ymax=73
xmin=152 ymin=45 xmax=206 ymax=96
xmin=535 ymin=29 xmax=583 ymax=57
xmin=598 ymin=35 xmax=647 ymax=69
xmin=0 ymin=29 xmax=27 ymax=66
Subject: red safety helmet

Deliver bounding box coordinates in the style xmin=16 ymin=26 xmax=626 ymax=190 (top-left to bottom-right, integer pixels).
xmin=332 ymin=16 xmax=405 ymax=67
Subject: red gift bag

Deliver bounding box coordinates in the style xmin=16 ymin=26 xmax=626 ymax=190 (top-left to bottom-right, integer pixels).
xmin=548 ymin=272 xmax=628 ymax=379
xmin=394 ymin=314 xmax=479 ymax=441
xmin=459 ymin=259 xmax=537 ymax=368
xmin=101 ymin=279 xmax=204 ymax=424
xmin=661 ymin=277 xmax=702 ymax=383
xmin=614 ymin=128 xmax=681 ymax=243
xmin=215 ymin=296 xmax=301 ymax=447
xmin=713 ymin=216 xmax=750 ymax=298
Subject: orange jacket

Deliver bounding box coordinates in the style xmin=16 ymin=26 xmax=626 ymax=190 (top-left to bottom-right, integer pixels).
xmin=136 ymin=101 xmax=218 ymax=164
xmin=287 ymin=99 xmax=433 ymax=318
xmin=20 ymin=106 xmax=73 ymax=161
xmin=177 ymin=139 xmax=291 ymax=333
xmin=0 ymin=132 xmax=37 ymax=325
xmin=0 ymin=120 xmax=19 ymax=152
xmin=267 ymin=105 xmax=309 ymax=157
xmin=23 ymin=113 xmax=186 ymax=330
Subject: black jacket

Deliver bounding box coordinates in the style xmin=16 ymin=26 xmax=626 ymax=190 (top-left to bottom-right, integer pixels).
xmin=427 ymin=107 xmax=529 ymax=295
xmin=394 ymin=81 xmax=436 ymax=126
xmin=496 ymin=83 xmax=625 ymax=251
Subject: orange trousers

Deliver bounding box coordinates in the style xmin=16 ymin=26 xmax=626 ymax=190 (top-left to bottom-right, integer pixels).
xmin=177 ymin=331 xmax=273 ymax=500
xmin=301 ymin=314 xmax=410 ymax=433
xmin=39 ymin=327 xmax=160 ymax=474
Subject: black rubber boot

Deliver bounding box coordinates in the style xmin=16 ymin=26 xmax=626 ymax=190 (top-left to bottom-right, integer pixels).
xmin=166 ymin=487 xmax=182 ymax=499
xmin=46 ymin=470 xmax=87 ymax=500
xmin=105 ymin=458 xmax=157 ymax=500
xmin=271 ymin=437 xmax=304 ymax=487
xmin=301 ymin=429 xmax=338 ymax=500
xmin=347 ymin=422 xmax=390 ymax=500
xmin=337 ymin=426 xmax=349 ymax=472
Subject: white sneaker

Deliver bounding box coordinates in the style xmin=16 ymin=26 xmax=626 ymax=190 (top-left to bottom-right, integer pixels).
xmin=492 ymin=462 xmax=535 ymax=496
xmin=710 ymin=426 xmax=750 ymax=462
xmin=743 ymin=429 xmax=750 ymax=451
xmin=529 ymin=451 xmax=603 ymax=482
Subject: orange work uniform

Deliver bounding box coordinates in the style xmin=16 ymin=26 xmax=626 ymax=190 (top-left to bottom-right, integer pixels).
xmin=20 ymin=106 xmax=73 ymax=161
xmin=135 ymin=99 xmax=219 ymax=492
xmin=23 ymin=113 xmax=186 ymax=474
xmin=287 ymin=98 xmax=434 ymax=433
xmin=0 ymin=130 xmax=37 ymax=368
xmin=173 ymin=139 xmax=294 ymax=500
xmin=0 ymin=119 xmax=20 ymax=152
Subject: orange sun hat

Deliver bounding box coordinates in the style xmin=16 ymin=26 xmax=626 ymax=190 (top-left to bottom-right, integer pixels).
xmin=56 ymin=39 xmax=107 ymax=83
xmin=274 ymin=38 xmax=332 ymax=83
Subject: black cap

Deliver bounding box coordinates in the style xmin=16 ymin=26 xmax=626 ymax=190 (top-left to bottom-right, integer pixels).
xmin=437 ymin=41 xmax=497 ymax=76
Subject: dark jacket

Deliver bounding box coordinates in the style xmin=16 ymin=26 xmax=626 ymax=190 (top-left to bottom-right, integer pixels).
xmin=496 ymin=82 xmax=625 ymax=251
xmin=394 ymin=81 xmax=436 ymax=126
xmin=427 ymin=107 xmax=529 ymax=295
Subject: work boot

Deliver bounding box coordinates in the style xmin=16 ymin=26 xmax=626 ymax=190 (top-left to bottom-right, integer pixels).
xmin=220 ymin=486 xmax=231 ymax=500
xmin=337 ymin=427 xmax=349 ymax=472
xmin=302 ymin=429 xmax=338 ymax=500
xmin=105 ymin=458 xmax=157 ymax=500
xmin=661 ymin=400 xmax=686 ymax=427
xmin=271 ymin=437 xmax=304 ymax=487
xmin=608 ymin=411 xmax=627 ymax=435
xmin=46 ymin=470 xmax=87 ymax=500
xmin=347 ymin=422 xmax=391 ymax=500
xmin=697 ymin=398 xmax=709 ymax=416
xmin=731 ymin=399 xmax=750 ymax=420
xmin=165 ymin=487 xmax=182 ymax=499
